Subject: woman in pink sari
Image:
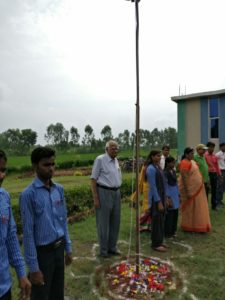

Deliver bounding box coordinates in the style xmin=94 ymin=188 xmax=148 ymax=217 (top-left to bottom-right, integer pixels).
xmin=178 ymin=147 xmax=211 ymax=233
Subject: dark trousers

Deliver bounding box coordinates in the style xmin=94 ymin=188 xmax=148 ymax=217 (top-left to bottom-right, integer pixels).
xmin=165 ymin=209 xmax=178 ymax=238
xmin=151 ymin=212 xmax=164 ymax=248
xmin=0 ymin=290 xmax=11 ymax=300
xmin=30 ymin=243 xmax=65 ymax=300
xmin=209 ymin=172 xmax=218 ymax=209
xmin=217 ymin=170 xmax=225 ymax=204
xmin=204 ymin=182 xmax=209 ymax=200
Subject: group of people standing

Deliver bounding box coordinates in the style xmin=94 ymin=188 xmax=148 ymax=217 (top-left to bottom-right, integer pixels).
xmin=135 ymin=142 xmax=225 ymax=252
xmin=140 ymin=146 xmax=181 ymax=252
xmin=1 ymin=140 xmax=225 ymax=299
xmin=91 ymin=141 xmax=225 ymax=256
xmin=204 ymin=142 xmax=225 ymax=210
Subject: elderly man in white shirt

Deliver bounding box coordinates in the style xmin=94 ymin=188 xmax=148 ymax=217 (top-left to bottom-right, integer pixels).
xmin=91 ymin=140 xmax=122 ymax=258
xmin=216 ymin=142 xmax=225 ymax=206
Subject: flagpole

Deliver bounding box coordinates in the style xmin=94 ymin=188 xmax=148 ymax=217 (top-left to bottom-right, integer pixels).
xmin=126 ymin=0 xmax=141 ymax=274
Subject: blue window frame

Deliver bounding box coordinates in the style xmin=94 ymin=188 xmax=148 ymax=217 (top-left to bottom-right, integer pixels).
xmin=210 ymin=118 xmax=219 ymax=138
xmin=209 ymin=97 xmax=219 ymax=138
xmin=209 ymin=98 xmax=219 ymax=118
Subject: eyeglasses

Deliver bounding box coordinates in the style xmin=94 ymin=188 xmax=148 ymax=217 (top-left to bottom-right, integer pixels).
xmin=110 ymin=148 xmax=119 ymax=151
xmin=0 ymin=168 xmax=7 ymax=173
xmin=42 ymin=163 xmax=55 ymax=167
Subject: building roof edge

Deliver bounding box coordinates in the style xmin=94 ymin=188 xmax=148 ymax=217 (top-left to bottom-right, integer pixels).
xmin=171 ymin=88 xmax=225 ymax=102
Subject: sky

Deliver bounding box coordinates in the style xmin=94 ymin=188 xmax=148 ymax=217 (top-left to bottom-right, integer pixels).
xmin=1 ymin=0 xmax=225 ymax=144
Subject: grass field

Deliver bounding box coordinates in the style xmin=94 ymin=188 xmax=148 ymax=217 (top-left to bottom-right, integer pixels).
xmin=6 ymin=149 xmax=177 ymax=168
xmin=6 ymin=152 xmax=101 ymax=168
xmin=10 ymin=198 xmax=225 ymax=300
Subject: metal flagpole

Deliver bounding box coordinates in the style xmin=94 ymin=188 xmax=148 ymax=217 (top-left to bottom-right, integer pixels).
xmin=126 ymin=0 xmax=141 ymax=274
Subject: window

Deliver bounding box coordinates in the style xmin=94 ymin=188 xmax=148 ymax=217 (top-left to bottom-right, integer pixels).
xmin=209 ymin=97 xmax=219 ymax=138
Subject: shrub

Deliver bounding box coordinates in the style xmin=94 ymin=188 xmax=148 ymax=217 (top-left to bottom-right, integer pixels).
xmin=12 ymin=178 xmax=134 ymax=234
xmin=57 ymin=160 xmax=75 ymax=169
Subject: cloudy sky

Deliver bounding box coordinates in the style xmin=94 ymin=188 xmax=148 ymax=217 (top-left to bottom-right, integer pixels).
xmin=1 ymin=0 xmax=225 ymax=144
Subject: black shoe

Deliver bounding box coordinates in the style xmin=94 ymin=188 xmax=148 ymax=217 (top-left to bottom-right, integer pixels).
xmin=99 ymin=253 xmax=110 ymax=258
xmin=108 ymin=250 xmax=121 ymax=256
xmin=165 ymin=235 xmax=173 ymax=239
xmin=212 ymin=207 xmax=219 ymax=211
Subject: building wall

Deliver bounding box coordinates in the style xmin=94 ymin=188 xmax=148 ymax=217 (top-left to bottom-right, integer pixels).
xmin=176 ymin=92 xmax=225 ymax=157
xmin=185 ymin=99 xmax=201 ymax=148
xmin=177 ymin=101 xmax=186 ymax=157
xmin=200 ymin=97 xmax=209 ymax=144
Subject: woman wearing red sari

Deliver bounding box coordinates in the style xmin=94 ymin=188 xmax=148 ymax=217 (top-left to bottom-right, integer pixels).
xmin=178 ymin=147 xmax=211 ymax=233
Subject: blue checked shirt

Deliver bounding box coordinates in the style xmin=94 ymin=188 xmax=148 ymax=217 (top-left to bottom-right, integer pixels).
xmin=19 ymin=178 xmax=72 ymax=273
xmin=0 ymin=188 xmax=26 ymax=297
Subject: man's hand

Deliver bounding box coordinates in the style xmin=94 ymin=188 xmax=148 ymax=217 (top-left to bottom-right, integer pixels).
xmin=166 ymin=197 xmax=173 ymax=208
xmin=219 ymin=175 xmax=223 ymax=182
xmin=29 ymin=271 xmax=44 ymax=286
xmin=157 ymin=201 xmax=164 ymax=212
xmin=18 ymin=276 xmax=31 ymax=300
xmin=91 ymin=179 xmax=100 ymax=208
xmin=65 ymin=252 xmax=73 ymax=266
xmin=93 ymin=195 xmax=100 ymax=209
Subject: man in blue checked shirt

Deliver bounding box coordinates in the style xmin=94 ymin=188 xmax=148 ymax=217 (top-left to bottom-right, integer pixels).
xmin=0 ymin=150 xmax=31 ymax=300
xmin=19 ymin=147 xmax=72 ymax=300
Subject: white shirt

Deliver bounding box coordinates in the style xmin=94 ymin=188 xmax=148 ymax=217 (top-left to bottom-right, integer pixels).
xmin=216 ymin=151 xmax=225 ymax=170
xmin=160 ymin=155 xmax=166 ymax=170
xmin=91 ymin=152 xmax=122 ymax=188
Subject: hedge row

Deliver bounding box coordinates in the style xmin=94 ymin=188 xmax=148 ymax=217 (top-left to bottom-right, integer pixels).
xmin=7 ymin=157 xmax=132 ymax=174
xmin=12 ymin=178 xmax=135 ymax=234
xmin=7 ymin=160 xmax=95 ymax=174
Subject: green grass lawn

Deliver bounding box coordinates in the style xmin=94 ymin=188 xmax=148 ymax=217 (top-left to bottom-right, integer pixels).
xmin=66 ymin=201 xmax=225 ymax=300
xmin=10 ymin=197 xmax=225 ymax=300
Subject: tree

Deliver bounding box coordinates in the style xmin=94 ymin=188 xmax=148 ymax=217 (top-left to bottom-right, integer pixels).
xmin=101 ymin=125 xmax=113 ymax=143
xmin=82 ymin=125 xmax=95 ymax=147
xmin=21 ymin=129 xmax=37 ymax=148
xmin=45 ymin=124 xmax=56 ymax=145
xmin=70 ymin=126 xmax=80 ymax=146
xmin=144 ymin=130 xmax=152 ymax=147
xmin=0 ymin=128 xmax=37 ymax=155
xmin=163 ymin=127 xmax=177 ymax=148
xmin=150 ymin=128 xmax=162 ymax=147
xmin=0 ymin=133 xmax=7 ymax=149
xmin=130 ymin=132 xmax=136 ymax=150
xmin=139 ymin=129 xmax=152 ymax=148
xmin=4 ymin=129 xmax=21 ymax=149
xmin=45 ymin=123 xmax=69 ymax=148
xmin=116 ymin=129 xmax=130 ymax=149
